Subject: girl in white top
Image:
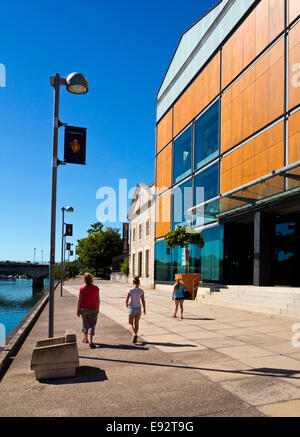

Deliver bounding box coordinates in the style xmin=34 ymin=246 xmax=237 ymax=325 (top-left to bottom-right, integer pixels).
xmin=126 ymin=276 xmax=146 ymax=343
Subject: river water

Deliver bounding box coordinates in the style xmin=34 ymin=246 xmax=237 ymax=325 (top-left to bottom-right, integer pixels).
xmin=0 ymin=277 xmax=48 ymax=344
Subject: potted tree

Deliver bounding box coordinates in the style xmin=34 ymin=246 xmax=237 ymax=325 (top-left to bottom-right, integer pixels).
xmin=164 ymin=225 xmax=204 ymax=300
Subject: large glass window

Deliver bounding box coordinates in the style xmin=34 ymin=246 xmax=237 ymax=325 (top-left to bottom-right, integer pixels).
xmin=194 ymin=100 xmax=219 ymax=170
xmin=194 ymin=162 xmax=219 ymax=204
xmin=173 ymin=126 xmax=192 ymax=184
xmin=154 ymin=225 xmax=224 ymax=283
xmin=190 ymin=225 xmax=224 ymax=282
xmin=193 ymin=163 xmax=219 ymax=226
xmin=172 ymin=178 xmax=192 ymax=229
xmin=154 ymin=240 xmax=172 ymax=282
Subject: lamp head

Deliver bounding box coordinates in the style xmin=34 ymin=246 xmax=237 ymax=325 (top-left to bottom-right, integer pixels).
xmin=66 ymin=72 xmax=88 ymax=94
xmin=66 ymin=206 xmax=74 ymax=212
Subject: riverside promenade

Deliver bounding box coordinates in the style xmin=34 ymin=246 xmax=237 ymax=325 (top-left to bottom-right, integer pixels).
xmin=0 ymin=277 xmax=300 ymax=417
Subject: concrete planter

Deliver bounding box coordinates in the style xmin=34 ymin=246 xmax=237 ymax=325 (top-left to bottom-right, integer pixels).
xmin=31 ymin=330 xmax=79 ymax=380
xmin=175 ymin=273 xmax=201 ymax=300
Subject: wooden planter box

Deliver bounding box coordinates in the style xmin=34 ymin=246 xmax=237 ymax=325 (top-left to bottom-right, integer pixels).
xmin=175 ymin=273 xmax=201 ymax=300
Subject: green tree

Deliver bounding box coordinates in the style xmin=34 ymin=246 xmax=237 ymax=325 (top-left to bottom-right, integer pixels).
xmin=76 ymin=222 xmax=122 ymax=276
xmin=120 ymin=257 xmax=129 ymax=275
xmin=164 ymin=225 xmax=204 ymax=273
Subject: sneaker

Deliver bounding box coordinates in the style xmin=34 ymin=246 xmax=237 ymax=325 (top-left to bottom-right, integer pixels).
xmin=82 ymin=338 xmax=88 ymax=343
xmin=132 ymin=335 xmax=138 ymax=344
xmin=89 ymin=343 xmax=96 ymax=349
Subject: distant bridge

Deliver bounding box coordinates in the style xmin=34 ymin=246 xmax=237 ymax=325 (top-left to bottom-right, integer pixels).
xmin=0 ymin=261 xmax=49 ymax=288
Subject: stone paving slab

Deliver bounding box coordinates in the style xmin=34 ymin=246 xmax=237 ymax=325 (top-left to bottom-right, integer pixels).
xmin=196 ymin=336 xmax=246 ymax=349
xmin=214 ymin=345 xmax=277 ymax=361
xmin=220 ymin=377 xmax=300 ymax=406
xmin=257 ymin=399 xmax=300 ymax=417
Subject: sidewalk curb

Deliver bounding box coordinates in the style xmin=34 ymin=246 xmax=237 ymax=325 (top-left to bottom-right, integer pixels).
xmin=0 ymin=292 xmax=49 ymax=375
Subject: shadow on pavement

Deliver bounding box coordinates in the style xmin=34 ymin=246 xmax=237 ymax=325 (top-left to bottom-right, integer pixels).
xmin=78 ymin=356 xmax=300 ymax=380
xmin=39 ymin=366 xmax=108 ymax=385
xmin=251 ymin=367 xmax=300 ymax=377
xmin=95 ymin=343 xmax=149 ymax=351
xmin=139 ymin=341 xmax=197 ymax=348
xmin=184 ymin=317 xmax=215 ymax=321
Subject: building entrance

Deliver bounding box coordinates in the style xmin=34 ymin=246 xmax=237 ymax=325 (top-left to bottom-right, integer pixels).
xmin=223 ymin=208 xmax=300 ymax=287
xmin=223 ymin=222 xmax=253 ymax=285
xmin=273 ymin=215 xmax=300 ymax=286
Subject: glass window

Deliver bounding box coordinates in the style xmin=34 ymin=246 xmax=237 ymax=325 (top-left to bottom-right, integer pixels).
xmin=145 ymin=249 xmax=149 ymax=277
xmin=172 ymin=178 xmax=192 ymax=229
xmin=194 ymin=163 xmax=219 ymax=226
xmin=139 ymin=224 xmax=142 ymax=240
xmin=154 ymin=225 xmax=224 ymax=283
xmin=132 ymin=253 xmax=135 ymax=275
xmin=173 ymin=126 xmax=192 ymax=184
xmin=194 ymin=100 xmax=219 ymax=170
xmin=194 ymin=162 xmax=219 ymax=204
xmin=138 ymin=252 xmax=142 ymax=277
xmin=154 ymin=240 xmax=172 ymax=282
xmin=145 ymin=220 xmax=150 ymax=237
xmin=172 ymin=245 xmax=192 ymax=276
xmin=190 ymin=225 xmax=224 ymax=282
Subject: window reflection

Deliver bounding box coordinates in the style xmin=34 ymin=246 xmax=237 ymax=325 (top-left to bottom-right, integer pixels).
xmin=172 ymin=178 xmax=192 ymax=229
xmin=173 ymin=126 xmax=192 ymax=184
xmin=154 ymin=239 xmax=172 ymax=282
xmin=194 ymin=100 xmax=219 ymax=170
xmin=154 ymin=225 xmax=224 ymax=283
xmin=194 ymin=163 xmax=219 ymax=225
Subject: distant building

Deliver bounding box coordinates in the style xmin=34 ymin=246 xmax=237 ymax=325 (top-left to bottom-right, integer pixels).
xmin=128 ymin=183 xmax=155 ymax=289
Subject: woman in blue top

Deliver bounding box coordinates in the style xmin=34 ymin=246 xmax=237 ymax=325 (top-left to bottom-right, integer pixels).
xmin=172 ymin=278 xmax=186 ymax=319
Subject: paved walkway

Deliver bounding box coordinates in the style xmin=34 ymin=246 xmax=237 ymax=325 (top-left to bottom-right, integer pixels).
xmin=0 ymin=278 xmax=300 ymax=417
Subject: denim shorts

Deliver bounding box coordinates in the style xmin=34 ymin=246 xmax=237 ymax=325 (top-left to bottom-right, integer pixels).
xmin=128 ymin=306 xmax=142 ymax=316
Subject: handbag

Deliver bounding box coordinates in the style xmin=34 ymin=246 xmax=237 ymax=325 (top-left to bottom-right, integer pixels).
xmin=183 ymin=287 xmax=191 ymax=299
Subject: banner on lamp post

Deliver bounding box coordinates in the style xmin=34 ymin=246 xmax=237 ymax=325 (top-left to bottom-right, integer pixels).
xmin=64 ymin=126 xmax=87 ymax=165
xmin=65 ymin=224 xmax=73 ymax=237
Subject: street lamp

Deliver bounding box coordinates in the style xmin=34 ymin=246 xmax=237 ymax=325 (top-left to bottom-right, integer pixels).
xmin=61 ymin=206 xmax=74 ymax=297
xmin=34 ymin=248 xmax=36 ymax=263
xmin=49 ymin=72 xmax=88 ymax=338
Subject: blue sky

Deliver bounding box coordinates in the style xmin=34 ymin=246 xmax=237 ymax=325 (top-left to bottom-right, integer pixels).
xmin=0 ymin=0 xmax=217 ymax=262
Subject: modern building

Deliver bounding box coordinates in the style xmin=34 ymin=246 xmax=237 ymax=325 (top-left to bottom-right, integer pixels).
xmin=154 ymin=0 xmax=300 ymax=287
xmin=128 ymin=183 xmax=155 ymax=288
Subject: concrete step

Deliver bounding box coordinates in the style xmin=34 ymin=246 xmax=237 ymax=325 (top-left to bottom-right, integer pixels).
xmin=287 ymin=303 xmax=300 ymax=312
xmin=280 ymin=308 xmax=300 ymax=318
xmin=222 ymin=286 xmax=300 ymax=295
xmin=230 ymin=297 xmax=289 ymax=310
xmin=198 ymin=288 xmax=300 ymax=319
xmin=202 ymin=293 xmax=297 ymax=308
xmin=234 ymin=292 xmax=300 ymax=302
xmin=199 ymin=298 xmax=280 ymax=315
xmin=200 ymin=298 xmax=298 ymax=317
xmin=199 ymin=289 xmax=300 ymax=303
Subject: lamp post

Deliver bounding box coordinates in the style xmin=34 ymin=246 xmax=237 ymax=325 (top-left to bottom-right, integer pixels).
xmin=49 ymin=72 xmax=88 ymax=338
xmin=41 ymin=250 xmax=43 ymax=265
xmin=61 ymin=206 xmax=74 ymax=297
xmin=34 ymin=248 xmax=36 ymax=263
